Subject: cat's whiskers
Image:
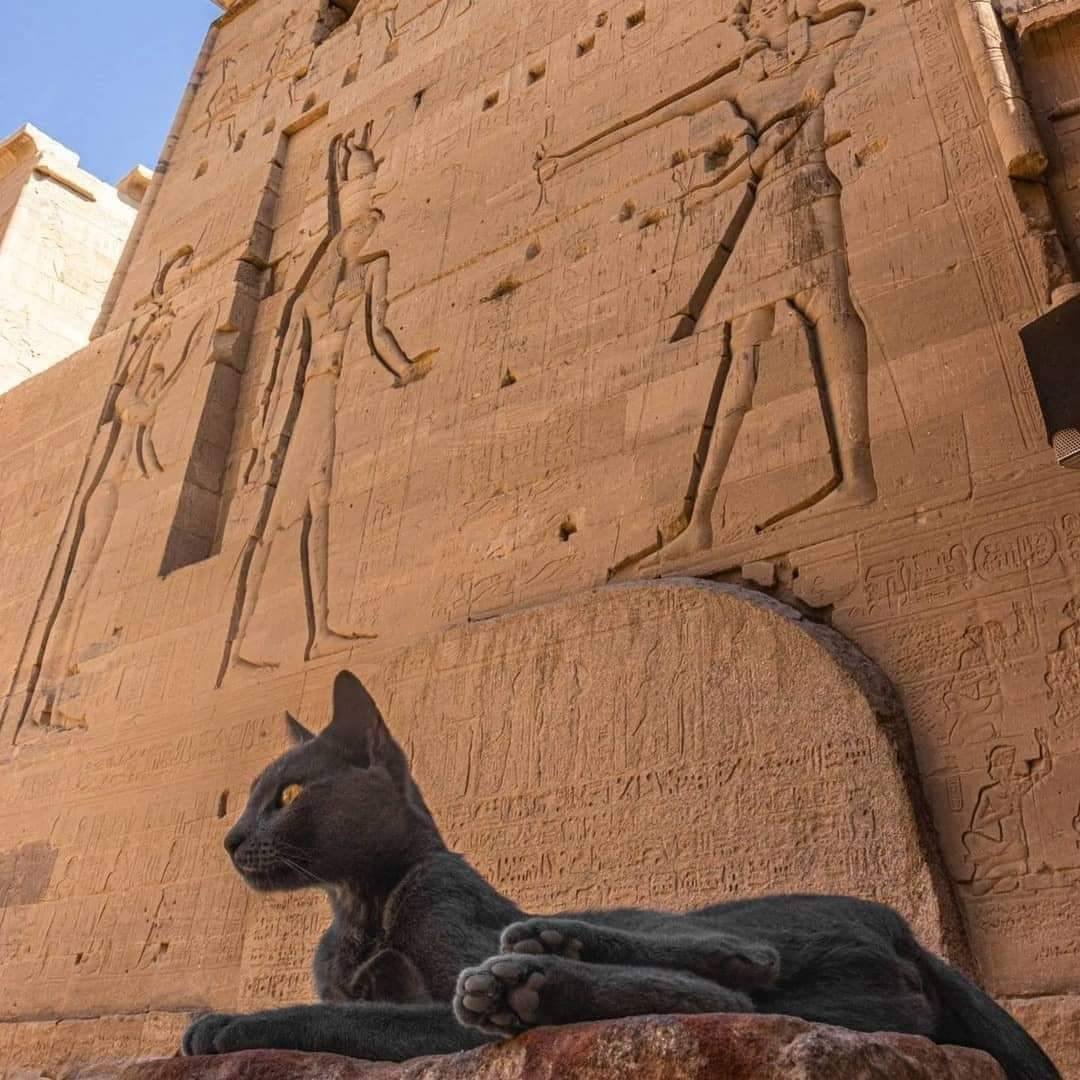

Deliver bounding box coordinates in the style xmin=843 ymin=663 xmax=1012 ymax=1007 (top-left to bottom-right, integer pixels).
xmin=277 ymin=851 xmax=331 ymax=887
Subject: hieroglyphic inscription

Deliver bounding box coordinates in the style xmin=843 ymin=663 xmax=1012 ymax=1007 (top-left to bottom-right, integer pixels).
xmin=392 ymin=583 xmax=949 ymax=929
xmin=974 ymin=524 xmax=1057 ymax=580
xmin=222 ymin=584 xmax=956 ymax=1008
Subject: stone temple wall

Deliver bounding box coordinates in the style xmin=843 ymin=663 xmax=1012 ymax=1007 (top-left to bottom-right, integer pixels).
xmin=0 ymin=126 xmax=147 ymax=395
xmin=0 ymin=0 xmax=1079 ymax=1072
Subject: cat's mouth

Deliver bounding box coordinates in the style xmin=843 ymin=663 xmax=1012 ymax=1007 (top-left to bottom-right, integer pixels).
xmin=232 ymin=847 xmax=288 ymax=889
xmin=235 ymin=862 xmax=286 ymax=891
xmin=232 ymin=843 xmax=316 ymax=891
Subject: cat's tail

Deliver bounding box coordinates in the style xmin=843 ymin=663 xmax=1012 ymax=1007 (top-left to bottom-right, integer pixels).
xmin=921 ymin=950 xmax=1060 ymax=1080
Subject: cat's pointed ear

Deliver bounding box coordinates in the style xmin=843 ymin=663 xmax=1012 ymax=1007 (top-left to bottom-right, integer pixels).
xmin=324 ymin=670 xmax=393 ymax=767
xmin=284 ymin=711 xmax=315 ymax=745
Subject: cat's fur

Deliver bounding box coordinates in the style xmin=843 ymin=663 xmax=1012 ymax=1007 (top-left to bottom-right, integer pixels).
xmin=182 ymin=672 xmax=1060 ymax=1079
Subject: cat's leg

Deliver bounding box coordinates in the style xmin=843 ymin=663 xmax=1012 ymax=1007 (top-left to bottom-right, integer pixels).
xmin=755 ymin=941 xmax=938 ymax=1038
xmin=500 ymin=918 xmax=779 ymax=989
xmin=454 ymin=954 xmax=754 ymax=1036
xmin=182 ymin=1001 xmax=493 ymax=1059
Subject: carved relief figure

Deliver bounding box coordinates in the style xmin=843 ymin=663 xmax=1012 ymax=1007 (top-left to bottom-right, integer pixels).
xmin=943 ymin=625 xmax=1002 ymax=746
xmin=198 ymin=57 xmax=250 ymax=148
xmin=1054 ymin=596 xmax=1080 ymax=651
xmin=540 ymin=0 xmax=875 ymax=566
xmin=262 ymin=10 xmax=314 ymax=101
xmin=961 ymin=729 xmax=1051 ymax=896
xmin=943 ymin=603 xmax=1038 ymax=745
xmin=1044 ymin=596 xmax=1080 ymax=730
xmin=658 ymin=0 xmax=876 ymax=555
xmin=35 ymin=249 xmax=205 ymax=723
xmin=1061 ymin=513 xmax=1080 ymax=565
xmin=226 ymin=125 xmax=436 ymax=673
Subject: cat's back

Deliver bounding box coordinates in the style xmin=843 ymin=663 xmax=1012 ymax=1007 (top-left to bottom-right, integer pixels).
xmin=565 ymin=894 xmax=915 ymax=947
xmin=695 ymin=893 xmax=912 ymax=933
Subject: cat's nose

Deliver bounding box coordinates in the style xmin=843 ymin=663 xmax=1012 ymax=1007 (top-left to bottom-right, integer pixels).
xmin=223 ymin=826 xmax=247 ymax=857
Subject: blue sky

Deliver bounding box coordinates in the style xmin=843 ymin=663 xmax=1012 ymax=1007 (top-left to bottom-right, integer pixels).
xmin=0 ymin=1 xmax=220 ymax=184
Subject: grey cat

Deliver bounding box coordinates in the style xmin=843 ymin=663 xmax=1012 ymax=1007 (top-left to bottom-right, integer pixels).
xmin=182 ymin=671 xmax=1060 ymax=1080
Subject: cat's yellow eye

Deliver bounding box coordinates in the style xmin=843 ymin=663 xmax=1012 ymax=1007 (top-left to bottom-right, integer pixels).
xmin=279 ymin=783 xmax=303 ymax=807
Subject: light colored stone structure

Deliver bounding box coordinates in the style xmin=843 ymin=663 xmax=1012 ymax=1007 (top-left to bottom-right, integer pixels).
xmin=1 ymin=0 xmax=1079 ymax=1073
xmin=0 ymin=125 xmax=148 ymax=394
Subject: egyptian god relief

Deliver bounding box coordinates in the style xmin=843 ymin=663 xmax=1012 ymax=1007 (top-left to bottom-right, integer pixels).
xmin=222 ymin=124 xmax=437 ymax=679
xmin=24 ymin=250 xmax=212 ymax=733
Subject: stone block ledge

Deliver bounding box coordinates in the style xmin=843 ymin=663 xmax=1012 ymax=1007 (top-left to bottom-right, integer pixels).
xmin=109 ymin=1014 xmax=1004 ymax=1079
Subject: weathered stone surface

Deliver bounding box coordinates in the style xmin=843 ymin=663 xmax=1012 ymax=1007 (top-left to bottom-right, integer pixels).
xmin=109 ymin=1016 xmax=1005 ymax=1080
xmin=0 ymin=125 xmax=144 ymax=394
xmin=1005 ymin=997 xmax=1080 ymax=1079
xmin=0 ymin=581 xmax=964 ymax=1066
xmin=2 ymin=0 xmax=1079 ymax=1072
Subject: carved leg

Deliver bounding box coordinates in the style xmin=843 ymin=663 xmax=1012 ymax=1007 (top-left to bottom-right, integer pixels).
xmin=782 ymin=284 xmax=876 ymax=520
xmin=642 ymin=305 xmax=774 ymax=568
xmin=232 ymin=521 xmax=279 ymax=669
xmin=44 ymin=475 xmax=121 ymax=686
xmin=500 ymin=917 xmax=779 ymax=988
xmin=306 ymin=481 xmax=376 ymax=660
xmin=454 ymin=953 xmax=754 ymax=1036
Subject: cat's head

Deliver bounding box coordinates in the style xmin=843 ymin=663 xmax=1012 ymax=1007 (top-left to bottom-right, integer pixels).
xmin=223 ymin=671 xmax=438 ymax=892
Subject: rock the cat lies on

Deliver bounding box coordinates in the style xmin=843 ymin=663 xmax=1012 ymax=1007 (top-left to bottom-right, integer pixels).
xmin=182 ymin=671 xmax=1060 ymax=1080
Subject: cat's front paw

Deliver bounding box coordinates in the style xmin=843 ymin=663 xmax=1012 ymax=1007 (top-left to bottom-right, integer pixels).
xmin=501 ymin=918 xmax=584 ymax=961
xmin=181 ymin=1012 xmax=238 ymax=1056
xmin=454 ymin=955 xmax=549 ymax=1036
xmin=181 ymin=1010 xmax=309 ymax=1054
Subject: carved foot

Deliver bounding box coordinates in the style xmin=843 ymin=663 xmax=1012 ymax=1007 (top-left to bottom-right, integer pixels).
xmin=760 ymin=475 xmax=876 ymax=531
xmin=639 ymin=518 xmax=713 ymax=571
xmin=500 ymin=919 xmax=585 ymax=961
xmin=233 ymin=651 xmax=281 ymax=672
xmin=454 ymin=955 xmax=551 ymax=1035
xmin=308 ymin=628 xmax=377 ymax=661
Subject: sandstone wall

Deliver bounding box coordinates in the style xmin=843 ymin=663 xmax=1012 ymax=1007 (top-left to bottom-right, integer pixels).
xmin=0 ymin=126 xmax=145 ymax=395
xmin=1 ymin=0 xmax=1079 ymax=1072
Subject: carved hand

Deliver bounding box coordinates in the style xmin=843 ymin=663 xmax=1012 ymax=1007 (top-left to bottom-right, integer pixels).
xmin=535 ymin=154 xmax=558 ymax=185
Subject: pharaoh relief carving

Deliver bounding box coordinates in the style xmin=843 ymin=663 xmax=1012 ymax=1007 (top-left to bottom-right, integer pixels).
xmin=539 ymin=0 xmax=876 ymax=574
xmin=221 ymin=126 xmax=437 ymax=678
xmin=32 ymin=250 xmax=211 ymax=729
